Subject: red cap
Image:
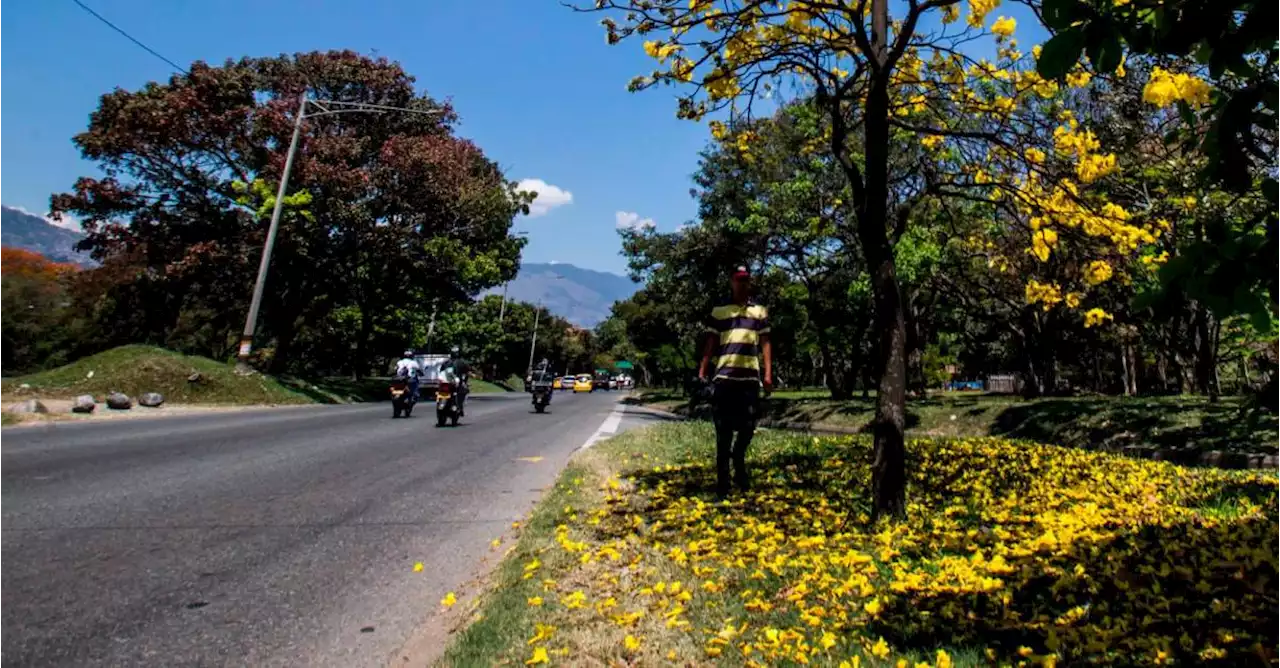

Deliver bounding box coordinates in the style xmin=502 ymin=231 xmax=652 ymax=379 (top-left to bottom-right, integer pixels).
xmin=732 ymin=265 xmax=750 ymax=279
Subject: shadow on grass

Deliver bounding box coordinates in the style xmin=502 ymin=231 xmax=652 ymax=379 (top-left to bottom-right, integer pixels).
xmin=278 ymin=376 xmax=391 ymax=404
xmin=991 ymin=396 xmax=1279 ymax=457
xmin=599 ymin=435 xmax=1277 ymax=665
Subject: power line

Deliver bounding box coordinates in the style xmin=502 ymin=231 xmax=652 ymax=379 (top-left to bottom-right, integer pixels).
xmin=70 ymin=0 xmax=189 ymax=75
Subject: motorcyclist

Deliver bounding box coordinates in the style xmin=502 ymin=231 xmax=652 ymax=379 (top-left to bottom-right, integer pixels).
xmin=531 ymin=358 xmax=554 ymax=404
xmin=440 ymin=346 xmax=471 ymax=416
xmin=395 ymin=350 xmax=422 ymax=401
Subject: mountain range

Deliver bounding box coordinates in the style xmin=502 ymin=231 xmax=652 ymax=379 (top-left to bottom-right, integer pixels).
xmin=1 ymin=205 xmax=636 ymax=328
xmin=493 ymin=262 xmax=639 ymax=328
xmin=1 ymin=205 xmax=93 ymax=265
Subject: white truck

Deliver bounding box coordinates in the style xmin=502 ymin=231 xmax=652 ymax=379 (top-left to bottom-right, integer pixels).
xmin=413 ymin=354 xmax=452 ymax=392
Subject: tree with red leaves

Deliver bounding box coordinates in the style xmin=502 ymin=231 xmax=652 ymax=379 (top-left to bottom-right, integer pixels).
xmin=1 ymin=247 xmax=84 ymax=373
xmin=51 ymin=50 xmax=530 ymax=374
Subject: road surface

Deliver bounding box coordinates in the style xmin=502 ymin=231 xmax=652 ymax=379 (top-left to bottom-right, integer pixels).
xmin=1 ymin=390 xmax=673 ymax=667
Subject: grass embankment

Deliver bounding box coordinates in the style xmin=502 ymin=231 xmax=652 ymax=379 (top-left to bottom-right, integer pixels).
xmin=470 ymin=379 xmax=512 ymax=393
xmin=634 ymin=390 xmax=1279 ymax=456
xmin=442 ymin=422 xmax=1277 ymax=667
xmin=2 ymin=345 xmax=313 ymax=405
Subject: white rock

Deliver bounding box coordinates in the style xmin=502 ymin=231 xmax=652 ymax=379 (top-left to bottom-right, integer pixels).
xmin=6 ymin=399 xmax=48 ymax=414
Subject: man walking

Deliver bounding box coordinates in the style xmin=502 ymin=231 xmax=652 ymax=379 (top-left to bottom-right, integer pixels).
xmin=698 ymin=265 xmax=773 ymax=496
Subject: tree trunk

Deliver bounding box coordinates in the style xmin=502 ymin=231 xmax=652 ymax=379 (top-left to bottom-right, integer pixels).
xmin=1018 ymin=309 xmax=1044 ymax=398
xmin=819 ymin=332 xmax=851 ymax=400
xmin=1120 ymin=344 xmax=1132 ymax=396
xmin=858 ymin=24 xmax=907 ymax=520
xmin=905 ymin=292 xmax=926 ymax=397
xmin=352 ymin=305 xmax=374 ymax=381
xmin=1193 ymin=307 xmax=1220 ymax=401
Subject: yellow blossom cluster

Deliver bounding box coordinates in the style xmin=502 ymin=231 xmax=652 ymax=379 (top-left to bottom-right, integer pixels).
xmin=492 ymin=425 xmax=1277 ymax=667
xmin=620 ymin=0 xmax=1154 ymax=331
xmin=1142 ymin=67 xmax=1213 ymax=108
xmin=967 ymin=0 xmax=1000 ymax=28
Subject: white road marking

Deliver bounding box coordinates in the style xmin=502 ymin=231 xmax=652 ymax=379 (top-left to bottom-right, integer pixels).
xmin=579 ymin=400 xmax=625 ymax=451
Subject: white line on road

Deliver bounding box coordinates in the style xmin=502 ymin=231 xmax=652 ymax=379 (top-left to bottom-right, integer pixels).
xmin=579 ymin=400 xmax=625 ymax=451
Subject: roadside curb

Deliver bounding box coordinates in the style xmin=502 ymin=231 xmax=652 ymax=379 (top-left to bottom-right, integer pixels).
xmin=629 ymin=403 xmax=1279 ymax=472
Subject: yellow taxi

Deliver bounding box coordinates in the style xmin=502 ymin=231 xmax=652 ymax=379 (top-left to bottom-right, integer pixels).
xmin=573 ymin=374 xmax=594 ymax=393
xmin=552 ymin=376 xmax=564 ymax=390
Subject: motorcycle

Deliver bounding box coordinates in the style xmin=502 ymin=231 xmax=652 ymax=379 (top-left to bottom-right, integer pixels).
xmin=390 ymin=378 xmax=416 ymax=418
xmin=531 ymin=383 xmax=552 ymax=413
xmin=436 ymin=380 xmax=461 ymax=427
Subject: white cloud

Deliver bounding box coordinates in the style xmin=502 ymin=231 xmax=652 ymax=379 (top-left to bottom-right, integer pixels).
xmin=10 ymin=205 xmax=83 ymax=232
xmin=615 ymin=211 xmax=656 ymax=231
xmin=516 ymin=178 xmax=573 ymax=217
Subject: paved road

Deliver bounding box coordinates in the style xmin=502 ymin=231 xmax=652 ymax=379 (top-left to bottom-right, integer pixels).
xmin=1 ymin=390 xmax=668 ymax=667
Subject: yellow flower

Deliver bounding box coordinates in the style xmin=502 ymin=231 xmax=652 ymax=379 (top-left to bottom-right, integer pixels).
xmin=921 ymin=134 xmax=945 ymax=150
xmin=413 ymin=562 xmax=425 ymax=572
xmin=967 ymin=0 xmax=1000 ymax=27
xmin=1065 ymin=292 xmax=1082 ymax=308
xmin=528 ymin=623 xmax=556 ymax=645
xmin=1024 ymin=147 xmax=1046 ymax=164
xmin=1066 ymin=70 xmax=1092 ymax=88
xmin=991 ymin=16 xmax=1016 ymax=39
xmin=527 ymin=596 xmax=543 ymax=606
xmin=936 ymin=649 xmax=953 ymax=668
xmin=941 ymin=4 xmax=960 ymax=23
xmin=624 ymin=634 xmax=641 ymax=651
xmin=1083 ymin=259 xmax=1113 ymax=285
xmin=1083 ymin=307 xmax=1114 ymax=328
xmin=440 ymin=592 xmax=457 ymax=607
xmin=871 ymin=637 xmax=891 ymax=658
xmin=525 ymin=647 xmax=549 ymax=665
xmin=1143 ymin=67 xmax=1213 ymax=108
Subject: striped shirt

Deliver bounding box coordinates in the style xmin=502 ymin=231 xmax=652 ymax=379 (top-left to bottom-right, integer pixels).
xmin=704 ymin=299 xmax=770 ymax=382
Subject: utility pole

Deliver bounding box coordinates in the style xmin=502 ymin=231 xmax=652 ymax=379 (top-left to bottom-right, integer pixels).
xmin=237 ymin=92 xmax=306 ymax=371
xmin=425 ymin=302 xmax=438 ymax=354
xmin=526 ymin=302 xmax=542 ymax=377
xmin=498 ymin=281 xmax=509 ymax=325
xmin=234 ymin=95 xmax=443 ymax=371
xmin=523 ymin=274 xmax=564 ymax=376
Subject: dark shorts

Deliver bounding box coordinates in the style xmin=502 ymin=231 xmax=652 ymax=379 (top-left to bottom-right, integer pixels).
xmin=712 ymin=380 xmax=760 ymax=432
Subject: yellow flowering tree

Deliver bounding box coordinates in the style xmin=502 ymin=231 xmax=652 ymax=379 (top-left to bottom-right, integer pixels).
xmin=578 ymin=0 xmax=1167 ymax=517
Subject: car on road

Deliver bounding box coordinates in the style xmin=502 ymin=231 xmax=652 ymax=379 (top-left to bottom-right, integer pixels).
xmin=561 ymin=376 xmax=576 ymax=391
xmin=573 ymin=374 xmax=593 ymax=393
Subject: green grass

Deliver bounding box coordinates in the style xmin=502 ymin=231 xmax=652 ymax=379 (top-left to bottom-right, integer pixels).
xmin=277 ymin=376 xmax=393 ymax=403
xmin=469 ymin=378 xmax=513 ymax=393
xmin=631 ymin=390 xmax=1279 ymax=457
xmin=438 ymin=462 xmax=596 ymax=666
xmin=1 ymin=345 xmax=314 ymax=405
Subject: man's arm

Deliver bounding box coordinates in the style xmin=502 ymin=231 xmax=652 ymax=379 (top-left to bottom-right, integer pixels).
xmin=761 ymin=334 xmax=773 ymax=392
xmin=697 ymin=332 xmax=718 ymax=381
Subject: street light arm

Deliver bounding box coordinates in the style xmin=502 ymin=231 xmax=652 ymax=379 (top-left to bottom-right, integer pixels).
xmin=304 ymin=99 xmax=448 ymax=119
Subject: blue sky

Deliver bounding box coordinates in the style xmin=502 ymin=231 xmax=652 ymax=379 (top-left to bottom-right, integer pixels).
xmin=1 ymin=1 xmax=1048 ymax=275
xmin=1 ymin=0 xmax=713 ymax=275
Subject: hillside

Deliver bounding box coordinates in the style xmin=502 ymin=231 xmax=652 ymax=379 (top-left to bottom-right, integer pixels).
xmin=0 ymin=206 xmax=93 ymax=265
xmin=1 ymin=345 xmax=312 ymax=405
xmin=494 ymin=262 xmax=639 ymax=328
